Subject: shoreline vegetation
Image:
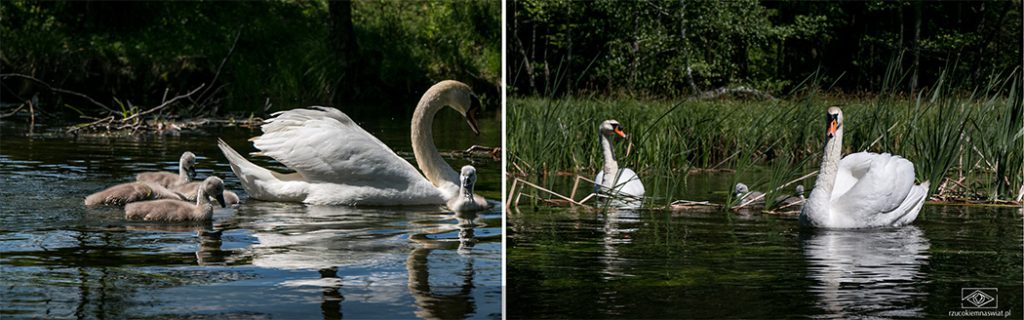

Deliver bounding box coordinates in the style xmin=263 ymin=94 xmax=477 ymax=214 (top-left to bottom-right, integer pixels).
xmin=507 ymin=1 xmax=1021 ymax=208
xmin=1 ymin=1 xmax=499 ymax=132
xmin=507 ymin=70 xmax=1023 ymax=206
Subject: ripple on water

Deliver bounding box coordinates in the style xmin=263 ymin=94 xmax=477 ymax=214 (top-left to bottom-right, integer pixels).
xmin=508 ymin=205 xmax=1022 ymax=319
xmin=1 ymin=125 xmax=502 ymax=319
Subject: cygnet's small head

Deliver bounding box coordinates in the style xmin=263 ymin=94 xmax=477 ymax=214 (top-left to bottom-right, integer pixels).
xmin=734 ymin=183 xmax=749 ymax=197
xmin=202 ymin=176 xmax=227 ymax=208
xmin=795 ymin=184 xmax=805 ymax=197
xmin=436 ymin=80 xmax=482 ymax=136
xmin=459 ymin=165 xmax=478 ymax=197
xmin=181 ymin=151 xmax=198 ymax=180
xmin=599 ymin=120 xmax=627 ymax=139
xmin=825 ymin=106 xmax=844 ymax=139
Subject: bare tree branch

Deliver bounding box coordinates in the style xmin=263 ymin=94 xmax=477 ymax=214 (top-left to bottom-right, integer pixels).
xmin=1 ymin=73 xmax=118 ymax=114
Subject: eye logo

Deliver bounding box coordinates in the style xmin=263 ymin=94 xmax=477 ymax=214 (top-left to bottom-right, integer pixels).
xmin=961 ymin=288 xmax=998 ymax=309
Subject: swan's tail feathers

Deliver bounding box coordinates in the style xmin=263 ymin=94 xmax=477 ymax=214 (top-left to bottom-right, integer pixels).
xmin=890 ymin=181 xmax=930 ymax=227
xmin=217 ymin=138 xmax=281 ymax=198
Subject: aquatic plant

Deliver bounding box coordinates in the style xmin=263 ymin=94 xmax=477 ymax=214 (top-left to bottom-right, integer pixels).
xmin=509 ymin=71 xmax=1023 ymax=204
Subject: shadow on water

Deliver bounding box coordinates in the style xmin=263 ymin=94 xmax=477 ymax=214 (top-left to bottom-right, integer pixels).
xmin=0 ymin=116 xmax=501 ymax=319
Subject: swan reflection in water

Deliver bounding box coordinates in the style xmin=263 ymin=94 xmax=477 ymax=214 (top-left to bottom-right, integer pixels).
xmin=123 ymin=222 xmax=234 ymax=266
xmin=601 ymin=209 xmax=640 ymax=279
xmin=802 ymin=226 xmax=930 ymax=318
xmin=408 ymin=211 xmax=487 ymax=319
xmin=232 ymin=203 xmax=492 ymax=319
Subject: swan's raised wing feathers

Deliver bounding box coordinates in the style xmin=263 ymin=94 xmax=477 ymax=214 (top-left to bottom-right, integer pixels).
xmin=833 ymin=152 xmax=916 ymax=221
xmin=251 ymin=106 xmax=426 ymax=186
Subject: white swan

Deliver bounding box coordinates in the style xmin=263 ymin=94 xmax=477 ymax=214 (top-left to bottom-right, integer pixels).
xmin=593 ymin=120 xmax=645 ymax=207
xmin=135 ymin=151 xmax=196 ymax=187
xmin=447 ymin=165 xmax=491 ymax=212
xmin=800 ymin=106 xmax=930 ymax=228
xmin=217 ymin=80 xmax=482 ymax=206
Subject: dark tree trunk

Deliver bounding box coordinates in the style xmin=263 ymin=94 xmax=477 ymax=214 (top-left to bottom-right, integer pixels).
xmin=680 ymin=0 xmax=699 ymax=95
xmin=910 ymin=1 xmax=921 ymax=93
xmin=328 ymin=0 xmax=359 ymax=101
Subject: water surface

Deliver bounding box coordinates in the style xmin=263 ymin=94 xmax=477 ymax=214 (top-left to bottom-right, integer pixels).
xmin=508 ymin=175 xmax=1022 ymax=319
xmin=1 ymin=112 xmax=501 ymax=319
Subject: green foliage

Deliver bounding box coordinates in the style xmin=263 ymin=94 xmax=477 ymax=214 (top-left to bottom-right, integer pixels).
xmin=0 ymin=0 xmax=499 ymax=116
xmin=509 ymin=0 xmax=1022 ymax=97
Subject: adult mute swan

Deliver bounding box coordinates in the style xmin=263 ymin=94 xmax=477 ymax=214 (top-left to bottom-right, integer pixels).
xmin=136 ymin=151 xmax=196 ymax=187
xmin=800 ymin=107 xmax=929 ymax=228
xmin=447 ymin=165 xmax=491 ymax=213
xmin=217 ymin=80 xmax=482 ymax=206
xmin=126 ymin=176 xmax=227 ymax=222
xmin=593 ymin=120 xmax=645 ymax=207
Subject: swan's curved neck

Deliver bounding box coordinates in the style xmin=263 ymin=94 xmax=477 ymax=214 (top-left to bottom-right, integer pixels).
xmin=805 ymin=128 xmax=843 ymax=224
xmin=411 ymin=86 xmax=459 ymax=195
xmin=178 ymin=163 xmax=190 ymax=183
xmin=600 ymin=134 xmax=619 ymax=186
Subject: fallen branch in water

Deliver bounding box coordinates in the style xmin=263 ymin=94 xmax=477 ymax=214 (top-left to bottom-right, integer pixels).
xmin=438 ymin=145 xmax=501 ymax=161
xmin=67 ymin=84 xmax=205 ymax=134
xmin=0 ymin=103 xmax=26 ymax=118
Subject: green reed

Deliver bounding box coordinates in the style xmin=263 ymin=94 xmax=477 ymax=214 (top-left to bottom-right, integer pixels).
xmin=508 ymin=71 xmax=1022 ymax=204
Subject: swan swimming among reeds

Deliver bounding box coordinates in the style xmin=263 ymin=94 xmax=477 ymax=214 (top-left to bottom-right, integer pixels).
xmin=732 ymin=182 xmax=765 ymax=209
xmin=593 ymin=120 xmax=645 ymax=207
xmin=769 ymin=184 xmax=805 ymax=211
xmin=217 ymin=80 xmax=484 ymax=206
xmin=800 ymin=106 xmax=929 ymax=228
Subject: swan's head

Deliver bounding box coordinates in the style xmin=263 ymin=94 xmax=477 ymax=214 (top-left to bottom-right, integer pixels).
xmin=459 ymin=165 xmax=477 ymax=197
xmin=734 ymin=183 xmax=750 ymax=197
xmin=599 ymin=120 xmax=627 ymax=139
xmin=795 ymin=184 xmax=805 ymax=197
xmin=826 ymin=106 xmax=843 ymax=139
xmin=180 ymin=151 xmax=198 ymax=180
xmin=202 ymin=176 xmax=227 ymax=208
xmin=435 ymin=80 xmax=482 ymax=135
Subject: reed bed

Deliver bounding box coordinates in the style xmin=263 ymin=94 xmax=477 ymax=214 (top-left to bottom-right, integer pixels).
xmin=508 ymin=70 xmax=1022 ymax=204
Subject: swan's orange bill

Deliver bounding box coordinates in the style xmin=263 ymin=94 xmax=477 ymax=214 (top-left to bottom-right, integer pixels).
xmin=827 ymin=119 xmax=838 ymax=137
xmin=613 ymin=127 xmax=626 ymax=138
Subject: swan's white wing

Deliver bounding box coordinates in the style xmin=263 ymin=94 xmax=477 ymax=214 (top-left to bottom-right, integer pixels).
xmin=832 ymin=152 xmax=916 ymax=222
xmin=594 ymin=168 xmax=645 ymax=197
xmin=618 ymin=168 xmax=645 ymax=198
xmin=251 ymin=107 xmax=428 ymax=187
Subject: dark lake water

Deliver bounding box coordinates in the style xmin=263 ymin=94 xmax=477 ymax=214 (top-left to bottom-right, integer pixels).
xmin=0 ymin=111 xmax=502 ymax=319
xmin=508 ymin=174 xmax=1022 ymax=319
